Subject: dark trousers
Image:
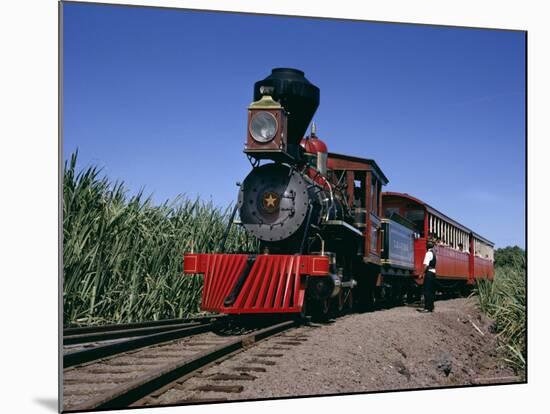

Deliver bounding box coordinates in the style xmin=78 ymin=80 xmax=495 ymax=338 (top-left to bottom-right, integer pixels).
xmin=423 ymin=271 xmax=436 ymax=311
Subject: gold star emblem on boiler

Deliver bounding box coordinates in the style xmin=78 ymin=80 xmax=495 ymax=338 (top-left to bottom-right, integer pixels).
xmin=264 ymin=193 xmax=277 ymax=207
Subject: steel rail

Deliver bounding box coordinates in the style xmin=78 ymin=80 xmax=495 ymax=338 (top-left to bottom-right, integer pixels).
xmin=68 ymin=320 xmax=296 ymax=411
xmin=63 ymin=315 xmax=220 ymax=336
xmin=64 ymin=322 xmax=216 ymax=368
xmin=63 ymin=321 xmax=205 ymax=345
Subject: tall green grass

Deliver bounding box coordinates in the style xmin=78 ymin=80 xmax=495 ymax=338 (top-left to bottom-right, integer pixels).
xmin=63 ymin=152 xmax=256 ymax=326
xmin=474 ymin=252 xmax=526 ymax=374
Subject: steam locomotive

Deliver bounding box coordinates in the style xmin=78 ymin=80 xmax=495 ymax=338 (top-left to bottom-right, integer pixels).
xmin=183 ymin=68 xmax=494 ymax=317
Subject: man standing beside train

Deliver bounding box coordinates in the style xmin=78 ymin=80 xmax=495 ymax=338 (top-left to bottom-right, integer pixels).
xmin=417 ymin=240 xmax=437 ymax=313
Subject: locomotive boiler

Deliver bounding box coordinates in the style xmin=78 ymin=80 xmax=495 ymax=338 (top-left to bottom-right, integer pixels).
xmin=182 ymin=68 xmax=494 ymax=317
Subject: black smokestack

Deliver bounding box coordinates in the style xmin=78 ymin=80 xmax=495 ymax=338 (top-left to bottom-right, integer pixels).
xmin=253 ymin=68 xmax=320 ymax=146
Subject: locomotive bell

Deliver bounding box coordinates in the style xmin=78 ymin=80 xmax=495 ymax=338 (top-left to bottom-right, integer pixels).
xmin=300 ymin=122 xmax=328 ymax=176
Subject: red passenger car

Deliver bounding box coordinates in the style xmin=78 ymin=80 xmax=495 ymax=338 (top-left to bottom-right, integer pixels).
xmin=381 ymin=192 xmax=494 ymax=289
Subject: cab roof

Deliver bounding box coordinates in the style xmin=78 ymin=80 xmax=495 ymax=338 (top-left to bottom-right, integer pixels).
xmin=328 ymin=152 xmax=389 ymax=185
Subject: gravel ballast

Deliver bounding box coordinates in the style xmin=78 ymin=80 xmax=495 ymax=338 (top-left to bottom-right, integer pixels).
xmin=146 ymin=298 xmax=521 ymax=406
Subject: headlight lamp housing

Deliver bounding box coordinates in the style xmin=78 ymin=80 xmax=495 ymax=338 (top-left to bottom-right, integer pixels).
xmin=249 ymin=111 xmax=278 ymax=143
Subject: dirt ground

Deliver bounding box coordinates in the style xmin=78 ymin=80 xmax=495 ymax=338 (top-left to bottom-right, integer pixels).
xmin=150 ymin=297 xmax=522 ymax=405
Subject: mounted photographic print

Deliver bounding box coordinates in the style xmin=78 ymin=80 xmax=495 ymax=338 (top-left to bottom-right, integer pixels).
xmin=60 ymin=1 xmax=526 ymax=412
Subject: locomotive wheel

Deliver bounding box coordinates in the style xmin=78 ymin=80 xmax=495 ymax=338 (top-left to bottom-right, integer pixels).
xmin=338 ymin=288 xmax=354 ymax=314
xmin=346 ymin=289 xmax=354 ymax=312
xmin=310 ymin=297 xmax=331 ymax=320
xmin=337 ymin=290 xmax=345 ymax=313
xmin=320 ymin=298 xmax=330 ymax=315
xmin=298 ymin=299 xmax=308 ymax=320
xmin=355 ymin=278 xmax=376 ymax=312
xmin=364 ymin=286 xmax=375 ymax=311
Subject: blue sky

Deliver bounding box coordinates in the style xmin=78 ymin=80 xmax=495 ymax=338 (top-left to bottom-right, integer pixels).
xmin=62 ymin=2 xmax=525 ymax=248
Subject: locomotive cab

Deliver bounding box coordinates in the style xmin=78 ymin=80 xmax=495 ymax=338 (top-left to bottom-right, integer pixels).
xmin=326 ymin=153 xmax=388 ymax=265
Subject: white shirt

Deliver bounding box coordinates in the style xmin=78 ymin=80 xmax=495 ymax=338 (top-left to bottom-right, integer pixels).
xmin=423 ymin=249 xmax=436 ymax=271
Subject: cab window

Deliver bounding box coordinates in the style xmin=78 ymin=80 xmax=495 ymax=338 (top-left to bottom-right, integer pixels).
xmin=371 ymin=178 xmax=378 ymax=214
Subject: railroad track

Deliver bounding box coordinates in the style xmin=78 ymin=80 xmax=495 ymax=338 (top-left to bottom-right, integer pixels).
xmin=63 ymin=318 xmax=298 ymax=411
xmin=63 ymin=315 xmax=220 ymax=345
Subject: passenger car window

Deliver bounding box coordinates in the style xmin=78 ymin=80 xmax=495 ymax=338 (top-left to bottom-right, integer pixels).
xmin=404 ymin=209 xmax=425 ymax=234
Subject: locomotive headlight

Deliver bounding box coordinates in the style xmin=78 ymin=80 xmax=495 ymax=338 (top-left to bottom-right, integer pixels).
xmin=249 ymin=111 xmax=278 ymax=143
